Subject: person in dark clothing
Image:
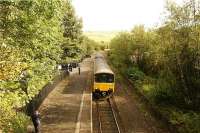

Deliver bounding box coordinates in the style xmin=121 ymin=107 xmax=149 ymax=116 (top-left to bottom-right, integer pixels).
xmin=78 ymin=64 xmax=81 ymax=75
xmin=31 ymin=110 xmax=40 ymax=133
xmin=69 ymin=63 xmax=72 ymax=72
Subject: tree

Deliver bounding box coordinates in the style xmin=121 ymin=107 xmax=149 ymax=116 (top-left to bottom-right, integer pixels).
xmin=0 ymin=0 xmax=84 ymax=131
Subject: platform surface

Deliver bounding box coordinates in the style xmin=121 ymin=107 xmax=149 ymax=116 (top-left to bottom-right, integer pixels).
xmin=39 ymin=58 xmax=92 ymax=133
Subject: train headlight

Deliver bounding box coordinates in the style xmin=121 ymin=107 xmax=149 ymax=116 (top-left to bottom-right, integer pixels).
xmin=95 ymin=88 xmax=100 ymax=93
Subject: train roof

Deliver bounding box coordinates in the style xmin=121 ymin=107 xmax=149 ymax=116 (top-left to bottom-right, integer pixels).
xmin=94 ymin=55 xmax=114 ymax=75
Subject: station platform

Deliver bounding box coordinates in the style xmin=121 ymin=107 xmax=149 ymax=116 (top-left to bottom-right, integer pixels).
xmin=39 ymin=58 xmax=92 ymax=133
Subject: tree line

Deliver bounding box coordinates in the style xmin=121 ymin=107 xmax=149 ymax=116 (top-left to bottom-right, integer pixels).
xmin=109 ymin=0 xmax=200 ymax=132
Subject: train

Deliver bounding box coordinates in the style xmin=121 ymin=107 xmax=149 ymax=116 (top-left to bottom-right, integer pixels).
xmin=93 ymin=53 xmax=115 ymax=98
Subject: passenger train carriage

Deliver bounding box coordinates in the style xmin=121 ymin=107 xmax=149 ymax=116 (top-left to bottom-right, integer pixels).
xmin=93 ymin=53 xmax=115 ymax=98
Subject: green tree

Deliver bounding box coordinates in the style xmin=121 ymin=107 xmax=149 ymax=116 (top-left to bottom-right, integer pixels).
xmin=0 ymin=0 xmax=84 ymax=131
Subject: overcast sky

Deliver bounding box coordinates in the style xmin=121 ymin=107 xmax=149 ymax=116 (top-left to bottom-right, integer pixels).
xmin=72 ymin=0 xmax=184 ymax=31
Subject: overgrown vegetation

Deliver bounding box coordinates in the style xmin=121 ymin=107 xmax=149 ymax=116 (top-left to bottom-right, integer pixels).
xmin=0 ymin=0 xmax=98 ymax=132
xmin=109 ymin=1 xmax=200 ymax=132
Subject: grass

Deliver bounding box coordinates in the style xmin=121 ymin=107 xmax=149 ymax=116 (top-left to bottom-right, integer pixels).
xmin=84 ymin=31 xmax=118 ymax=43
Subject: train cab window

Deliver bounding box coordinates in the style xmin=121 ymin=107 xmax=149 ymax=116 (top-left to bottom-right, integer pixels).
xmin=95 ymin=73 xmax=114 ymax=83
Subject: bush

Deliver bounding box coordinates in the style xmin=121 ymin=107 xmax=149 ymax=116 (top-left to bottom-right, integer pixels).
xmin=126 ymin=67 xmax=145 ymax=81
xmin=100 ymin=45 xmax=106 ymax=50
xmin=0 ymin=106 xmax=29 ymax=133
xmin=11 ymin=113 xmax=30 ymax=133
xmin=149 ymin=76 xmax=176 ymax=105
xmin=170 ymin=111 xmax=200 ymax=133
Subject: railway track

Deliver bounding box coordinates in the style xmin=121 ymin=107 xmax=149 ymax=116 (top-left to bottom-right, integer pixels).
xmin=93 ymin=98 xmax=121 ymax=133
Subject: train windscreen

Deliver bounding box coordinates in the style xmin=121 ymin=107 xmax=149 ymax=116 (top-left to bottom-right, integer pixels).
xmin=95 ymin=73 xmax=114 ymax=83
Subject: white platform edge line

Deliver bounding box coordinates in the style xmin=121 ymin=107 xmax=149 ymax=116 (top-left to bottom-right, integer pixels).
xmin=75 ymin=90 xmax=85 ymax=133
xmin=91 ymin=90 xmax=93 ymax=133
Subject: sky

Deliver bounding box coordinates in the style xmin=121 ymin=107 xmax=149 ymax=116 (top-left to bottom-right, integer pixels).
xmin=72 ymin=0 xmax=184 ymax=31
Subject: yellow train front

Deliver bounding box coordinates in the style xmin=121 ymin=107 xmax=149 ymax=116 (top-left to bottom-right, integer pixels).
xmin=93 ymin=54 xmax=115 ymax=98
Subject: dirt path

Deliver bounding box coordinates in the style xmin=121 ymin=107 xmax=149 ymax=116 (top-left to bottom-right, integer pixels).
xmin=39 ymin=58 xmax=92 ymax=133
xmin=113 ymin=75 xmax=170 ymax=133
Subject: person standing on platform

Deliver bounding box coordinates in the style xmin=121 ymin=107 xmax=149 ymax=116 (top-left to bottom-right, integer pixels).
xmin=69 ymin=63 xmax=72 ymax=72
xmin=31 ymin=110 xmax=41 ymax=133
xmin=78 ymin=64 xmax=81 ymax=75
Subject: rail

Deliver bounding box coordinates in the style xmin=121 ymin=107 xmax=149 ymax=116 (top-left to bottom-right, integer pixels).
xmin=95 ymin=98 xmax=121 ymax=133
